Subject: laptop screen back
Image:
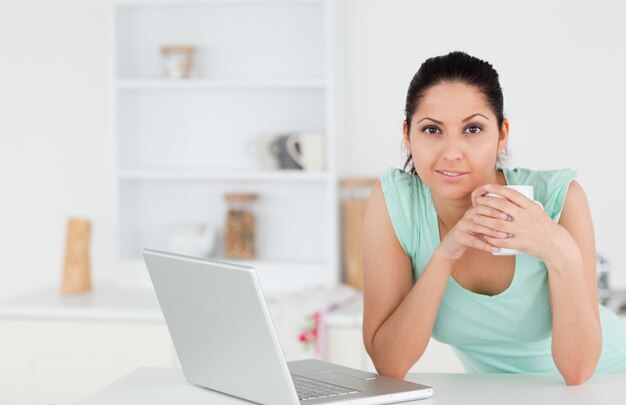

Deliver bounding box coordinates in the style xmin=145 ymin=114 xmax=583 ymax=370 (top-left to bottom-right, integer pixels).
xmin=143 ymin=249 xmax=299 ymax=404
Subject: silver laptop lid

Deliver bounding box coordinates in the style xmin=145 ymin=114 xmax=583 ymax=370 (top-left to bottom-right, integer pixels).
xmin=143 ymin=249 xmax=299 ymax=405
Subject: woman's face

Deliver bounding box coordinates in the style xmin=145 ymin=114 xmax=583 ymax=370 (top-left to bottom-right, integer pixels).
xmin=404 ymin=81 xmax=509 ymax=201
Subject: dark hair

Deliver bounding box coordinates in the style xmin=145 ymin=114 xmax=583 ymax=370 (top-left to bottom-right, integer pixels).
xmin=403 ymin=51 xmax=506 ymax=174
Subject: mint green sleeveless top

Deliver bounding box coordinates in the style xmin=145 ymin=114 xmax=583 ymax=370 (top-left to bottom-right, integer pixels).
xmin=381 ymin=167 xmax=626 ymax=374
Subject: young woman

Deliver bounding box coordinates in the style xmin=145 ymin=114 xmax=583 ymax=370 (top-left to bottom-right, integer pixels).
xmin=361 ymin=51 xmax=626 ymax=386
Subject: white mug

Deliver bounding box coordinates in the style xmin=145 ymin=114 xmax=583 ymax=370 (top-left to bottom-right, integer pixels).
xmin=285 ymin=133 xmax=326 ymax=171
xmin=484 ymin=185 xmax=543 ymax=256
xmin=167 ymin=222 xmax=217 ymax=258
xmin=247 ymin=133 xmax=281 ymax=170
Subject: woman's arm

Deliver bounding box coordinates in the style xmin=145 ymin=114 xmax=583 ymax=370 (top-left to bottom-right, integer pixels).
xmin=545 ymin=181 xmax=601 ymax=385
xmin=478 ymin=180 xmax=602 ymax=385
xmin=363 ymin=177 xmax=512 ymax=378
xmin=361 ymin=181 xmax=454 ymax=379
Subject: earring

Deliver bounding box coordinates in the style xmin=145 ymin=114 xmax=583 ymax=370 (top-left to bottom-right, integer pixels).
xmin=496 ymin=147 xmax=511 ymax=169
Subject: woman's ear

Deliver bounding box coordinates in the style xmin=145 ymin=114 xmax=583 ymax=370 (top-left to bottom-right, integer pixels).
xmin=402 ymin=120 xmax=411 ymax=151
xmin=497 ymin=118 xmax=510 ymax=154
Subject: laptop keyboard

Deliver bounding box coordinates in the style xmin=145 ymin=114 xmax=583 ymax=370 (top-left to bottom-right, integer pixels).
xmin=292 ymin=374 xmax=360 ymax=401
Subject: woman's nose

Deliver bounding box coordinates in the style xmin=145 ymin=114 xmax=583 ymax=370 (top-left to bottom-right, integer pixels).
xmin=441 ymin=140 xmax=463 ymax=161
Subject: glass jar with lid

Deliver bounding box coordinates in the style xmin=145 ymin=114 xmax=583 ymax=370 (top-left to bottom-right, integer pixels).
xmin=224 ymin=193 xmax=258 ymax=259
xmin=160 ymin=45 xmax=196 ymax=79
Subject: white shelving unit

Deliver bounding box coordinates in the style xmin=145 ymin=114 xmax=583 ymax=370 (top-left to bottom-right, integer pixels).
xmin=118 ymin=169 xmax=330 ymax=181
xmin=117 ymin=78 xmax=327 ymax=90
xmin=109 ymin=0 xmax=338 ymax=293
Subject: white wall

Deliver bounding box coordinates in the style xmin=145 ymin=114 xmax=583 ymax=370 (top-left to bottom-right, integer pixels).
xmin=1 ymin=0 xmax=625 ymax=302
xmin=0 ymin=0 xmax=113 ymax=300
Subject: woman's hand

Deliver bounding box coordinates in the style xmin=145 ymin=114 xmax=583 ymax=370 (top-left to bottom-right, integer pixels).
xmin=436 ymin=188 xmax=512 ymax=262
xmin=470 ymin=184 xmax=579 ymax=264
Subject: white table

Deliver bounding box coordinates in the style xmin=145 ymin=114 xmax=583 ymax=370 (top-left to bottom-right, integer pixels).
xmin=77 ymin=367 xmax=626 ymax=405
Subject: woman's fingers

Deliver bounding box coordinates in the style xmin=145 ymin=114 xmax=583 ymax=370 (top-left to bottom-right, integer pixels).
xmin=484 ymin=234 xmax=517 ymax=250
xmin=461 ymin=232 xmax=501 ymax=253
xmin=465 ymin=220 xmax=509 ymax=239
xmin=472 ymin=204 xmax=510 ymax=220
xmin=442 ymin=202 xmax=512 ymax=259
xmin=476 ymin=196 xmax=518 ymax=219
xmin=472 ymin=214 xmax=513 ymax=233
xmin=456 ymin=216 xmax=508 ymax=254
xmin=481 ymin=184 xmax=532 ymax=208
xmin=470 ymin=185 xmax=490 ymax=207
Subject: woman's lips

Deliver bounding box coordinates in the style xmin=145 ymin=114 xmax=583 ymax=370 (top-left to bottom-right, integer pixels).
xmin=436 ymin=170 xmax=468 ymax=181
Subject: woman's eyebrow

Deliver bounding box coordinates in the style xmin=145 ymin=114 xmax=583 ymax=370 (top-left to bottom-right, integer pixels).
xmin=416 ymin=113 xmax=490 ymax=125
xmin=416 ymin=117 xmax=444 ymax=125
xmin=463 ymin=113 xmax=489 ymax=122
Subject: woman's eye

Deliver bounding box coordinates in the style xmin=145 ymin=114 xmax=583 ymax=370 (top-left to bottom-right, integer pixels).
xmin=423 ymin=126 xmax=441 ymax=135
xmin=465 ymin=125 xmax=482 ymax=134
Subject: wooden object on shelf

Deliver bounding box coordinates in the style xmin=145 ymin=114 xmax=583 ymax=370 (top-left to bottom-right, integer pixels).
xmin=61 ymin=218 xmax=92 ymax=294
xmin=341 ymin=178 xmax=377 ymax=289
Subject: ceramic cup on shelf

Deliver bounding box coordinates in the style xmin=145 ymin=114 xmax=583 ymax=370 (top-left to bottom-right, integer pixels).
xmin=161 ymin=45 xmax=196 ymax=79
xmin=271 ymin=134 xmax=302 ymax=170
xmin=247 ymin=133 xmax=282 ymax=170
xmin=285 ymin=133 xmax=326 ymax=171
xmin=167 ymin=222 xmax=217 ymax=258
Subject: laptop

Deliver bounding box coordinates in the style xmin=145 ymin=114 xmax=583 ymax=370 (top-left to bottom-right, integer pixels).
xmin=143 ymin=249 xmax=433 ymax=404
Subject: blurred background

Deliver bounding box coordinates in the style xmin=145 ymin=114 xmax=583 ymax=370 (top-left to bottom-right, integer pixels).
xmin=1 ymin=0 xmax=625 ymax=403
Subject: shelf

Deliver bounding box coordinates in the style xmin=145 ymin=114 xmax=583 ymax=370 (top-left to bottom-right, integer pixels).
xmin=115 ymin=259 xmax=334 ymax=294
xmin=115 ymin=0 xmax=323 ymax=6
xmin=225 ymin=258 xmax=328 ymax=271
xmin=120 ymin=258 xmax=330 ymax=273
xmin=114 ymin=1 xmax=324 ymax=80
xmin=117 ymin=79 xmax=327 ymax=90
xmin=118 ymin=169 xmax=330 ymax=182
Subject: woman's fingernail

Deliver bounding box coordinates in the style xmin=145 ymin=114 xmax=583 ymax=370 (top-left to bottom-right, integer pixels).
xmin=491 ymin=247 xmax=500 ymax=252
xmin=499 ymin=232 xmax=508 ymax=238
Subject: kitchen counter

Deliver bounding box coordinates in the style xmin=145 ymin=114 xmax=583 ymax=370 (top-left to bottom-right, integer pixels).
xmin=2 ymin=285 xmax=623 ymax=405
xmin=0 ymin=282 xmax=163 ymax=322
xmin=77 ymin=367 xmax=626 ymax=405
xmin=0 ymin=283 xmax=359 ymax=324
xmin=1 ymin=284 xmax=624 ymax=325
xmin=0 ymin=283 xmax=359 ymax=405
